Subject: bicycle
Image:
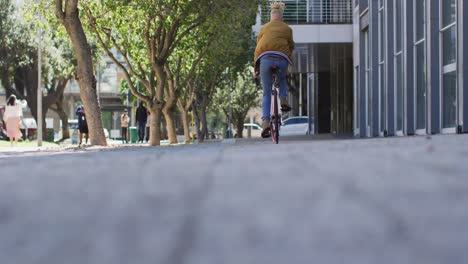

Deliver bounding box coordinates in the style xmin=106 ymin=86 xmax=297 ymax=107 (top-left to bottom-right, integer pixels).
xmin=270 ymin=66 xmax=281 ymax=144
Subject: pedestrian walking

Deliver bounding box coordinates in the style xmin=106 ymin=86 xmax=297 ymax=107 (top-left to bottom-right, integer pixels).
xmin=121 ymin=109 xmax=130 ymax=144
xmin=3 ymin=95 xmax=27 ymax=147
xmin=135 ymin=102 xmax=148 ymax=143
xmin=145 ymin=110 xmax=150 ymax=143
xmin=76 ymin=105 xmax=89 ymax=146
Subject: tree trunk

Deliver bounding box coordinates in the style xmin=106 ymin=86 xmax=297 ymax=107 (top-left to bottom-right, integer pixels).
xmin=30 ymin=110 xmax=48 ymax=140
xmin=56 ymin=95 xmax=70 ymax=139
xmin=162 ymin=107 xmax=177 ymax=144
xmin=148 ymin=106 xmax=162 ymax=146
xmin=162 ymin=96 xmax=178 ymax=144
xmin=180 ymin=108 xmax=191 ymax=143
xmin=198 ymin=104 xmax=208 ymax=143
xmin=58 ymin=2 xmax=106 ymax=146
xmin=55 ymin=107 xmax=70 ymax=140
xmin=235 ymin=117 xmax=244 ymax=138
xmin=193 ymin=106 xmax=201 ymax=141
xmin=58 ymin=111 xmax=70 ymax=140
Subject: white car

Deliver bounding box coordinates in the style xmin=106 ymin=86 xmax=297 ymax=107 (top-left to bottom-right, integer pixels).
xmin=237 ymin=123 xmax=262 ymax=138
xmin=281 ymin=116 xmax=312 ymax=136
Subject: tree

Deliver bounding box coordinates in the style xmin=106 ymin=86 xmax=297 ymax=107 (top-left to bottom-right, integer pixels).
xmin=0 ymin=0 xmax=26 ymax=97
xmin=168 ymin=26 xmax=214 ymax=143
xmin=85 ymin=0 xmax=237 ymax=146
xmin=213 ymin=66 xmax=260 ymax=138
xmin=1 ymin=0 xmax=73 ymax=140
xmin=163 ymin=32 xmax=211 ymax=144
xmin=55 ymin=0 xmax=107 ymax=146
xmin=192 ymin=1 xmax=259 ymax=142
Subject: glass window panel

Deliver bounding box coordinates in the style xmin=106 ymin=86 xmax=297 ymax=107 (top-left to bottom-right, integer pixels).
xmin=396 ymin=54 xmax=403 ymax=131
xmin=365 ymin=31 xmax=370 ymax=69
xmin=395 ymin=0 xmax=403 ymax=52
xmin=442 ymin=71 xmax=457 ymax=128
xmin=379 ymin=11 xmax=385 ymax=61
xmin=415 ymin=43 xmax=426 ymax=129
xmin=296 ymin=118 xmax=308 ymax=124
xmin=442 ymin=26 xmax=457 ymax=66
xmin=415 ymin=0 xmax=425 ymax=41
xmin=379 ymin=0 xmax=384 ymax=9
xmin=442 ymin=0 xmax=456 ymax=27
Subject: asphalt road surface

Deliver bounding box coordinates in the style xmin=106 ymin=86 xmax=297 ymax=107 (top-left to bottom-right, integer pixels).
xmin=1 ymin=134 xmax=468 ymax=264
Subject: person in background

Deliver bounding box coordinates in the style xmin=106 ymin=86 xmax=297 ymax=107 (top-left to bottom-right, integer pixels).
xmin=76 ymin=105 xmax=89 ymax=146
xmin=135 ymin=102 xmax=148 ymax=143
xmin=145 ymin=110 xmax=151 ymax=143
xmin=3 ymin=95 xmax=27 ymax=147
xmin=120 ymin=109 xmax=130 ymax=144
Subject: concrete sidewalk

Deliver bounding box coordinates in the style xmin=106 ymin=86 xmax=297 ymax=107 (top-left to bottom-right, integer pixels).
xmin=0 ymin=134 xmax=467 ymax=264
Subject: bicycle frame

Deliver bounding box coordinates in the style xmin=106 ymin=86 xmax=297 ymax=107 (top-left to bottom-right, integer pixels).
xmin=270 ymin=67 xmax=281 ymax=144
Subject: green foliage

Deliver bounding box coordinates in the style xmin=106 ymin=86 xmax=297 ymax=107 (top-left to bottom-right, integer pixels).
xmin=0 ymin=0 xmax=31 ymax=87
xmin=213 ymin=65 xmax=260 ymax=124
xmin=2 ymin=0 xmax=77 ymax=84
xmin=195 ymin=0 xmax=259 ymax=105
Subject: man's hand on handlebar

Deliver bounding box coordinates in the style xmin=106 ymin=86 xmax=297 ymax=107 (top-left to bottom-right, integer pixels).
xmin=254 ymin=62 xmax=260 ymax=79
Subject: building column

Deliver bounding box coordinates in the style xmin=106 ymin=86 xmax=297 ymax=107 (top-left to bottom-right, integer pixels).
xmin=405 ymin=0 xmax=415 ymax=135
xmin=359 ymin=17 xmax=368 ymax=137
xmin=353 ymin=2 xmax=360 ymax=136
xmin=427 ymin=0 xmax=441 ymax=134
xmin=370 ymin=0 xmax=380 ymax=137
xmin=386 ymin=0 xmax=395 ymax=136
xmin=460 ymin=0 xmax=468 ymax=133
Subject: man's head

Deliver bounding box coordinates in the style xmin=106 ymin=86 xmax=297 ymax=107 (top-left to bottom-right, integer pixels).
xmin=77 ymin=105 xmax=84 ymax=113
xmin=270 ymin=1 xmax=285 ymax=21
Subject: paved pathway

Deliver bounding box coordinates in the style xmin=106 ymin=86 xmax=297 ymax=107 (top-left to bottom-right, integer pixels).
xmin=1 ymin=134 xmax=467 ymax=264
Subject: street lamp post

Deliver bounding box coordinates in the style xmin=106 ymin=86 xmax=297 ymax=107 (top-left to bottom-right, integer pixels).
xmin=228 ymin=77 xmax=233 ymax=138
xmin=37 ymin=2 xmax=42 ymax=147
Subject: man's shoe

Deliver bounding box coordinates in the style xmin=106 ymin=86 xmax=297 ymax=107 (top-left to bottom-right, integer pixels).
xmin=261 ymin=119 xmax=271 ymax=138
xmin=280 ymin=97 xmax=291 ymax=112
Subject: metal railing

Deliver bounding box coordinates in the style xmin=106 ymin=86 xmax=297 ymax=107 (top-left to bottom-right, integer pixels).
xmin=261 ymin=0 xmax=353 ymax=24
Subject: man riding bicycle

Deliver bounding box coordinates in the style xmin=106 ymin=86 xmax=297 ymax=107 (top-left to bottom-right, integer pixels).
xmin=254 ymin=1 xmax=295 ymax=138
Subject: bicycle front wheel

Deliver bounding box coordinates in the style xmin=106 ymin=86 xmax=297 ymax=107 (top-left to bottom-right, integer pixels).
xmin=273 ymin=116 xmax=279 ymax=144
xmin=271 ymin=93 xmax=279 ymax=144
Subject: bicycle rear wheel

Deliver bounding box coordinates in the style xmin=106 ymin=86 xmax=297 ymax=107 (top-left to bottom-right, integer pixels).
xmin=271 ymin=91 xmax=279 ymax=144
xmin=272 ymin=115 xmax=279 ymax=144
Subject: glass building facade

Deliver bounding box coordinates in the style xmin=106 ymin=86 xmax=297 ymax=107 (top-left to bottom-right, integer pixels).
xmin=353 ymin=0 xmax=468 ymax=137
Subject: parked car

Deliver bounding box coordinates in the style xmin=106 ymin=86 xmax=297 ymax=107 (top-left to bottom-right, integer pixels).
xmin=243 ymin=123 xmax=262 ymax=138
xmin=281 ymin=116 xmax=312 ymax=136
xmin=235 ymin=123 xmax=262 ymax=138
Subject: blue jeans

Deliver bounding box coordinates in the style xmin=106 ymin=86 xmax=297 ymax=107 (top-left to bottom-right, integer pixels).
xmin=260 ymin=55 xmax=288 ymax=120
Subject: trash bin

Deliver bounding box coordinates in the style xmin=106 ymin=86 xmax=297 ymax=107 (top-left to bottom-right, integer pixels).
xmin=71 ymin=129 xmax=79 ymax=144
xmin=225 ymin=128 xmax=233 ymax=139
xmin=129 ymin=126 xmax=137 ymax=143
xmin=45 ymin=128 xmax=54 ymax=142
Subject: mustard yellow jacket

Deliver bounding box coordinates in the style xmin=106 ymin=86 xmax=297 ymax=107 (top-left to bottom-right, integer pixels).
xmin=254 ymin=20 xmax=295 ymax=64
